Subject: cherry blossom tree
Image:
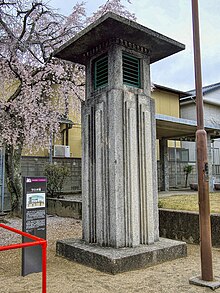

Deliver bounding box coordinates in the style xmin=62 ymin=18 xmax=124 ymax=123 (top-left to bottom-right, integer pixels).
xmin=0 ymin=0 xmax=134 ymax=215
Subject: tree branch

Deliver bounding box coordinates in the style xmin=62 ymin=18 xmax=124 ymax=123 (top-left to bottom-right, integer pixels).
xmin=0 ymin=1 xmax=16 ymax=6
xmin=0 ymin=15 xmax=15 ymax=40
xmin=18 ymin=3 xmax=43 ymax=41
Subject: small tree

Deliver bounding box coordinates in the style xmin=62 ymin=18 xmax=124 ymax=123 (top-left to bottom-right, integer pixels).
xmin=44 ymin=163 xmax=70 ymax=198
xmin=183 ymin=165 xmax=193 ymax=188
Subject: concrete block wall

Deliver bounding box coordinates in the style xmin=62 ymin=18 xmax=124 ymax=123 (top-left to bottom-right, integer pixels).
xmin=47 ymin=198 xmax=82 ymax=219
xmin=159 ymin=209 xmax=220 ymax=247
xmin=1 ymin=157 xmax=81 ymax=211
xmin=47 ymin=200 xmax=220 ymax=248
xmin=22 ymin=156 xmax=82 ymax=192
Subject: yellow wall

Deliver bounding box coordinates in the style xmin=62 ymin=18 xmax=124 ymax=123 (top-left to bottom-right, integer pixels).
xmin=67 ymin=110 xmax=81 ymax=158
xmin=69 ymin=124 xmax=82 ymax=158
xmin=66 ymin=88 xmax=181 ymax=159
xmin=22 ymin=135 xmax=63 ymax=157
xmin=152 ymin=88 xmax=180 ymax=160
xmin=0 ymin=79 xmax=20 ymax=101
xmin=152 ymin=89 xmax=179 ymax=118
xmin=22 ymin=88 xmax=181 ymax=159
xmin=2 ymin=77 xmax=83 ymax=158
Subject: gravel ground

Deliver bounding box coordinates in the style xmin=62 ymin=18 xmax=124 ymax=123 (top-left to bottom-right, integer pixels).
xmin=1 ymin=216 xmax=220 ymax=293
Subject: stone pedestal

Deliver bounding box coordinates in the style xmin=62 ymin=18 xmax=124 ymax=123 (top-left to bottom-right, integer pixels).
xmin=57 ymin=238 xmax=186 ymax=274
xmin=54 ymin=12 xmax=187 ymax=273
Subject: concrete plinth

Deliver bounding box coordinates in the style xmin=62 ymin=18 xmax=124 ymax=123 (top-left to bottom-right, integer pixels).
xmin=56 ymin=238 xmax=187 ymax=274
xmin=189 ymin=276 xmax=220 ymax=290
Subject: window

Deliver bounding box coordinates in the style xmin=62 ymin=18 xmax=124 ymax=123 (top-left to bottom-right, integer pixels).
xmin=122 ymin=52 xmax=140 ymax=88
xmin=94 ymin=54 xmax=108 ymax=90
xmin=169 ymin=148 xmax=189 ymax=162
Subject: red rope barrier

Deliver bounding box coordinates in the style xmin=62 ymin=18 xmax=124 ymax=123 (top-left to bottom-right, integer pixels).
xmin=0 ymin=223 xmax=47 ymax=293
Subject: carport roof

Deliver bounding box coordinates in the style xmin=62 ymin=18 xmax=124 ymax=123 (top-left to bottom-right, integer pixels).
xmin=156 ymin=114 xmax=220 ymax=140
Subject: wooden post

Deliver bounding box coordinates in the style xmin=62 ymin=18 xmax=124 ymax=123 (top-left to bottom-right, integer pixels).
xmin=191 ymin=0 xmax=213 ymax=281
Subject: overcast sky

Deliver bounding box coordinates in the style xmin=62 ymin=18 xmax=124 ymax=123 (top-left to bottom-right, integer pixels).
xmin=48 ymin=0 xmax=220 ymax=92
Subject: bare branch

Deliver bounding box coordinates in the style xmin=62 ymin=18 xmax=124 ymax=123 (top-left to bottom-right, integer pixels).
xmin=0 ymin=15 xmax=15 ymax=40
xmin=0 ymin=1 xmax=16 ymax=6
xmin=18 ymin=3 xmax=43 ymax=41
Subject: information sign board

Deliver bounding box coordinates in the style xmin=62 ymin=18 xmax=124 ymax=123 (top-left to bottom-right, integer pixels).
xmin=22 ymin=177 xmax=47 ymax=276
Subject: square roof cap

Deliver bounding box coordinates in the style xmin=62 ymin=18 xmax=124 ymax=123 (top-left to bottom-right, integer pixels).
xmin=54 ymin=12 xmax=185 ymax=65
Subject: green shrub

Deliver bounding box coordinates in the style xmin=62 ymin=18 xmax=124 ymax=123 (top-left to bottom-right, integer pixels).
xmin=44 ymin=163 xmax=70 ymax=197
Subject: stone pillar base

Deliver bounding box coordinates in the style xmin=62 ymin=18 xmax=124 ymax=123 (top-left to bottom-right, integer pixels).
xmin=56 ymin=238 xmax=187 ymax=274
xmin=189 ymin=276 xmax=220 ymax=290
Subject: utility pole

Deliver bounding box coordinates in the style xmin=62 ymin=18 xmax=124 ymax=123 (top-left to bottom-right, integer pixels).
xmin=191 ymin=0 xmax=213 ymax=282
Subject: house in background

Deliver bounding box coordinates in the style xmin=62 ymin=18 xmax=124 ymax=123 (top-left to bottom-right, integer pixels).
xmin=152 ymin=84 xmax=191 ymax=190
xmin=153 ymin=82 xmax=220 ymax=191
xmin=180 ymin=82 xmax=220 ymax=190
xmin=22 ymin=82 xmax=220 ymax=192
xmin=2 ymin=81 xmax=220 ymax=211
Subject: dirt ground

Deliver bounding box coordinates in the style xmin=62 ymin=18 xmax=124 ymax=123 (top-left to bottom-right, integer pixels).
xmin=1 ymin=216 xmax=220 ymax=293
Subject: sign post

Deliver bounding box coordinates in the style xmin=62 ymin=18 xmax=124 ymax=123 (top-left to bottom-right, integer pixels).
xmin=22 ymin=177 xmax=47 ymax=276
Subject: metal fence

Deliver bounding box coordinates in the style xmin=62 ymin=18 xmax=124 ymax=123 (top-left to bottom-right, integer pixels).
xmin=169 ymin=161 xmax=197 ymax=188
xmin=159 ymin=161 xmax=220 ymax=189
xmin=213 ymin=165 xmax=220 ymax=175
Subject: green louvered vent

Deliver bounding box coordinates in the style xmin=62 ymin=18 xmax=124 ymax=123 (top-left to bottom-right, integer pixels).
xmin=123 ymin=52 xmax=140 ymax=88
xmin=94 ymin=55 xmax=108 ymax=89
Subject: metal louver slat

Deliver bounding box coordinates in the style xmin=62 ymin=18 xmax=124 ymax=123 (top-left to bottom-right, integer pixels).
xmin=94 ymin=54 xmax=108 ymax=90
xmin=123 ymin=52 xmax=140 ymax=88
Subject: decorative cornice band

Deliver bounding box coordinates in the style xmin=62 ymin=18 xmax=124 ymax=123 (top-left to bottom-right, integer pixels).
xmin=83 ymin=38 xmax=150 ymax=59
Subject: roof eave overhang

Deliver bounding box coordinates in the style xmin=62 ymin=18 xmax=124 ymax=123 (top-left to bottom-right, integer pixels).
xmin=54 ymin=12 xmax=185 ymax=65
xmin=156 ymin=114 xmax=220 ymax=140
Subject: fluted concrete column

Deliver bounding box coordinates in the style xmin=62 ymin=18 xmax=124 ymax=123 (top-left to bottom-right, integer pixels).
xmin=82 ymin=89 xmax=159 ymax=247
